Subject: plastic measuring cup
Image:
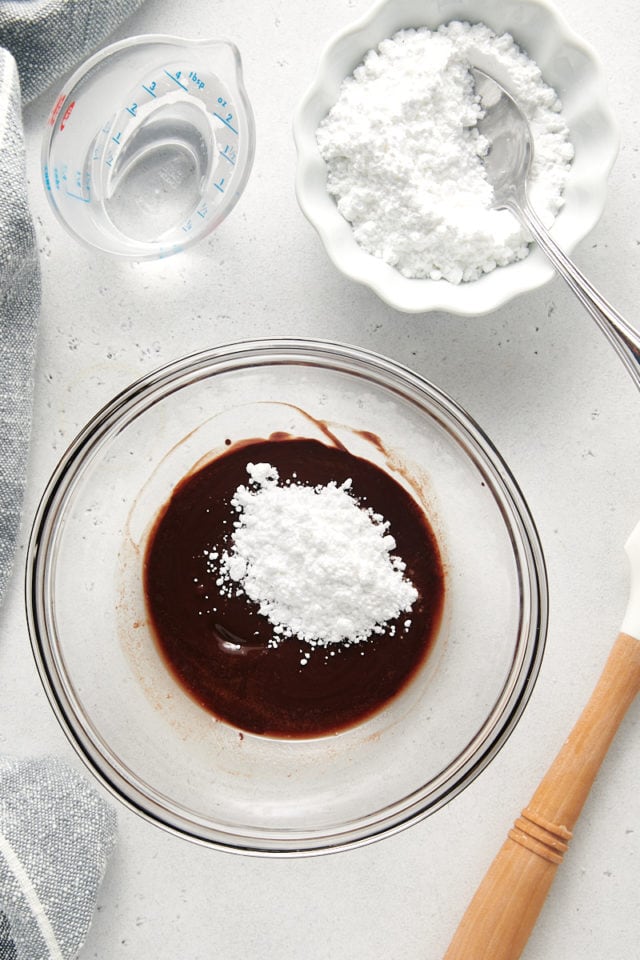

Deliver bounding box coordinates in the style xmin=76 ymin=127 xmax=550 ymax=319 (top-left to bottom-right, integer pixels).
xmin=42 ymin=35 xmax=255 ymax=259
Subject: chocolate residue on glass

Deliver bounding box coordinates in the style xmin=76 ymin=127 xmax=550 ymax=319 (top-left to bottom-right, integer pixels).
xmin=143 ymin=434 xmax=445 ymax=739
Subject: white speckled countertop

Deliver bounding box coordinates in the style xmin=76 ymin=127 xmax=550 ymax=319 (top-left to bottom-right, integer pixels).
xmin=1 ymin=0 xmax=639 ymax=957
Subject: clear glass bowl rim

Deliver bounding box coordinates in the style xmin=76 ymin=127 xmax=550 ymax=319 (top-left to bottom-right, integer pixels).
xmin=25 ymin=338 xmax=548 ymax=856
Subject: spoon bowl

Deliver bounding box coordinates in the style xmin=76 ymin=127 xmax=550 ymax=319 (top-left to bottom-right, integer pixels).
xmin=472 ymin=67 xmax=640 ymax=384
xmin=470 ymin=68 xmax=532 ymax=210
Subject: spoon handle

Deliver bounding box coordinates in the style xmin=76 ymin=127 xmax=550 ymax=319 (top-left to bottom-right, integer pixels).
xmin=443 ymin=630 xmax=640 ymax=960
xmin=515 ymin=200 xmax=640 ymax=387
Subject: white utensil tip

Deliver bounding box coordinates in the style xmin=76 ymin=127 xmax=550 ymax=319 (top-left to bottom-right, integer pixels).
xmin=621 ymin=518 xmax=640 ymax=640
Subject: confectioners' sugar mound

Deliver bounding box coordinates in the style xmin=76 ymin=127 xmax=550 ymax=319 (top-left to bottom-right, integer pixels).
xmin=210 ymin=462 xmax=418 ymax=647
xmin=316 ymin=21 xmax=574 ymax=284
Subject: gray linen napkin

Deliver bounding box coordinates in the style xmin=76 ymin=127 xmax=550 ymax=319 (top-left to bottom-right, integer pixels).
xmin=0 ymin=0 xmax=147 ymax=104
xmin=0 ymin=0 xmax=146 ymax=606
xmin=0 ymin=45 xmax=38 ymax=609
xmin=0 ymin=756 xmax=117 ymax=960
xmin=1 ymin=4 xmax=148 ymax=958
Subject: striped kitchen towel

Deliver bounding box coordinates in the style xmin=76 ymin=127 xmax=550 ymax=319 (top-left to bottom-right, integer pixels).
xmin=0 ymin=0 xmax=145 ymax=609
xmin=1 ymin=5 xmax=148 ymax=959
xmin=0 ymin=756 xmax=117 ymax=960
xmin=0 ymin=0 xmax=147 ymax=104
xmin=0 ymin=44 xmax=39 ymax=611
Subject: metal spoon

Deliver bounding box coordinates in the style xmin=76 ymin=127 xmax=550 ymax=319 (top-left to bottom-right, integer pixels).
xmin=471 ymin=67 xmax=640 ymax=386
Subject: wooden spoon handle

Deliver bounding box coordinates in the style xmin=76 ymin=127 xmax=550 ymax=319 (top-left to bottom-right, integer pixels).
xmin=443 ymin=631 xmax=640 ymax=960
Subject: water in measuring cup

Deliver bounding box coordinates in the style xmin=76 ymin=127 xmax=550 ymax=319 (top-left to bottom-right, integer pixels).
xmin=62 ymin=59 xmax=248 ymax=253
xmin=44 ymin=41 xmax=254 ymax=257
xmin=96 ymin=99 xmax=214 ymax=243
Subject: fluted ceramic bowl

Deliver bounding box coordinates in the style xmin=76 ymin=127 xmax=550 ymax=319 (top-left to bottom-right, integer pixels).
xmin=293 ymin=0 xmax=618 ymax=314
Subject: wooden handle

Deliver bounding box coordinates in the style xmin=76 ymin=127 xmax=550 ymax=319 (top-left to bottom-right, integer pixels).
xmin=443 ymin=632 xmax=640 ymax=960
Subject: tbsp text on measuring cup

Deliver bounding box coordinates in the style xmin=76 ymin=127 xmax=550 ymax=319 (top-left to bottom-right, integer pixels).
xmin=42 ymin=35 xmax=256 ymax=259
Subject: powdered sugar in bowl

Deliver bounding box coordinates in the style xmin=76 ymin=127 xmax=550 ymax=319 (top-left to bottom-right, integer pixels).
xmin=293 ymin=0 xmax=618 ymax=314
xmin=27 ymin=340 xmax=547 ymax=855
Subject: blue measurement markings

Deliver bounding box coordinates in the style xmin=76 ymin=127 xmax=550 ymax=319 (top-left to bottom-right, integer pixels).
xmin=65 ymin=189 xmax=91 ymax=203
xmin=164 ymin=69 xmax=188 ymax=92
xmin=214 ymin=97 xmax=238 ymax=134
xmin=213 ymin=111 xmax=238 ymax=134
xmin=219 ymin=144 xmax=236 ymax=165
xmin=65 ymin=168 xmax=91 ymax=202
xmin=146 ymin=70 xmax=206 ymax=97
xmin=188 ymin=70 xmax=205 ymax=90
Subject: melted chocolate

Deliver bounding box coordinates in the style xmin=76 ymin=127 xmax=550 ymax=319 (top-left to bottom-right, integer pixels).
xmin=143 ymin=438 xmax=445 ymax=738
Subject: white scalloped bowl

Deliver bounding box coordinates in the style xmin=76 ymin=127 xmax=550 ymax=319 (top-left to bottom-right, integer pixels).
xmin=293 ymin=0 xmax=619 ymax=315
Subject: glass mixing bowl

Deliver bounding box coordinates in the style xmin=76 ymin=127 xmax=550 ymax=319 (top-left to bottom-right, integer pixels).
xmin=26 ymin=340 xmax=547 ymax=855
